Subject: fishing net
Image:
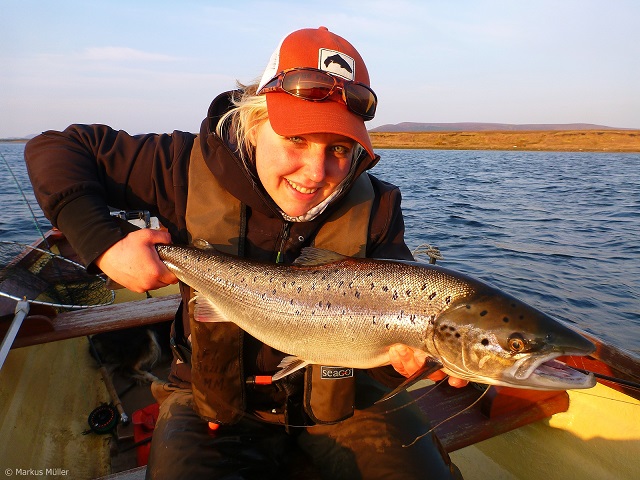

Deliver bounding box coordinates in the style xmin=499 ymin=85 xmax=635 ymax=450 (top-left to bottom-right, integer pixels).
xmin=0 ymin=240 xmax=114 ymax=312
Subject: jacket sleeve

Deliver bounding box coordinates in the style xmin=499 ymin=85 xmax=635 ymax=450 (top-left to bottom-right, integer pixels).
xmin=24 ymin=124 xmax=194 ymax=268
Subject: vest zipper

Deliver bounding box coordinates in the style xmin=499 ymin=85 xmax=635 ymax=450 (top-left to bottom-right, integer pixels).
xmin=275 ymin=222 xmax=291 ymax=264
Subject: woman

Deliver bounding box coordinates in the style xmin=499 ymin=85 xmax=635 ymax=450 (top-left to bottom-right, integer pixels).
xmin=25 ymin=27 xmax=464 ymax=479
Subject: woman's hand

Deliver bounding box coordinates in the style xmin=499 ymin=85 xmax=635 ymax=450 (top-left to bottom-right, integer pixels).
xmin=388 ymin=344 xmax=469 ymax=388
xmin=95 ymin=228 xmax=178 ymax=293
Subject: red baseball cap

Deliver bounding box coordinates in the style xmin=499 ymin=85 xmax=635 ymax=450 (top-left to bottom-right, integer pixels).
xmin=257 ymin=27 xmax=375 ymax=159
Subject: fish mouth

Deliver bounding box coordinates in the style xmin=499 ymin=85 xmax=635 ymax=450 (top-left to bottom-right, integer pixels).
xmin=512 ymin=352 xmax=596 ymax=390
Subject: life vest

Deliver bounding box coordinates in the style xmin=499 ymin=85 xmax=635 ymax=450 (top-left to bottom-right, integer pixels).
xmin=185 ymin=134 xmax=374 ymax=425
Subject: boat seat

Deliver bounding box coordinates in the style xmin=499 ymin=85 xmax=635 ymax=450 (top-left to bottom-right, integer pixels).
xmin=1 ymin=293 xmax=180 ymax=349
xmin=411 ymin=381 xmax=570 ymax=452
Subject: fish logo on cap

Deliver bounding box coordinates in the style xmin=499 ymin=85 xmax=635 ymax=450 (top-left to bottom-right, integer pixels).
xmin=319 ymin=49 xmax=355 ymax=80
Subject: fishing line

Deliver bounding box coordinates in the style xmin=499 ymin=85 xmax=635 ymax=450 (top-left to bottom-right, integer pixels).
xmin=569 ymin=390 xmax=640 ymax=406
xmin=402 ymin=386 xmax=491 ymax=448
xmin=0 ymin=152 xmax=49 ymax=247
xmin=376 ymin=377 xmax=449 ymax=416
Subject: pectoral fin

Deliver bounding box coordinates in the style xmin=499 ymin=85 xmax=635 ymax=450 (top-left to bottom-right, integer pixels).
xmin=272 ymin=356 xmax=310 ymax=381
xmin=191 ymin=295 xmax=230 ymax=323
xmin=375 ymin=359 xmax=443 ymax=404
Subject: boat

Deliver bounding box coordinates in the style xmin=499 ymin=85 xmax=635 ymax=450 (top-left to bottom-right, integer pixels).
xmin=1 ymin=229 xmax=638 ymax=479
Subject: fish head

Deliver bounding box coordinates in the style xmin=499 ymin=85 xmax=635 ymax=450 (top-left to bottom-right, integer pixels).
xmin=430 ymin=286 xmax=596 ymax=390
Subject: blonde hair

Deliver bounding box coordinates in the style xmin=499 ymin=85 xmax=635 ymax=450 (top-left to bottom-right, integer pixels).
xmin=216 ymin=82 xmax=365 ymax=164
xmin=215 ymin=83 xmax=267 ymax=163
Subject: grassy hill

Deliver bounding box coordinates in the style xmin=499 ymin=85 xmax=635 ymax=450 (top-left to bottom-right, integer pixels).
xmin=370 ymin=130 xmax=640 ymax=152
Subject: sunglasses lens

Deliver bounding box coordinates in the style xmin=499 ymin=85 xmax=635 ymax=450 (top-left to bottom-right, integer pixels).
xmin=345 ymin=84 xmax=377 ymax=119
xmin=282 ymin=70 xmax=334 ymax=100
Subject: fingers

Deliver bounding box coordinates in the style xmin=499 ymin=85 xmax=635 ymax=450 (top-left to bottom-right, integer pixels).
xmin=388 ymin=344 xmax=470 ymax=388
xmin=447 ymin=377 xmax=469 ymax=388
xmin=388 ymin=344 xmax=426 ymax=377
xmin=95 ymin=229 xmax=178 ymax=292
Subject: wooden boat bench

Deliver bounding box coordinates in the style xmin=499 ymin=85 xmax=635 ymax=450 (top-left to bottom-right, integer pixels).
xmin=412 ymin=381 xmax=570 ymax=452
xmin=1 ymin=293 xmax=180 ymax=349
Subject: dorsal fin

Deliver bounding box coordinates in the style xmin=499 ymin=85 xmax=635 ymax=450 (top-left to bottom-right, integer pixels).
xmin=192 ymin=238 xmax=215 ymax=250
xmin=293 ymin=247 xmax=349 ymax=266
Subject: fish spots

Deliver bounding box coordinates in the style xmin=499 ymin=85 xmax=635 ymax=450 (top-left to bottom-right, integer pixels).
xmin=439 ymin=324 xmax=459 ymax=338
xmin=405 ymin=289 xmax=412 ymax=297
xmin=355 ymin=291 xmax=361 ymax=299
xmin=481 ymin=338 xmax=490 ymax=346
xmin=445 ymin=296 xmax=452 ymax=305
xmin=428 ymin=292 xmax=437 ymax=301
xmin=382 ymin=286 xmax=389 ymax=292
xmin=392 ymin=291 xmax=399 ymax=300
xmin=503 ymin=317 xmax=510 ymax=323
xmin=479 ymin=310 xmax=488 ymax=317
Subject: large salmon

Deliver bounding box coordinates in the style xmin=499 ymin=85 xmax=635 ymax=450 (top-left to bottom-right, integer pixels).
xmin=156 ymin=241 xmax=596 ymax=390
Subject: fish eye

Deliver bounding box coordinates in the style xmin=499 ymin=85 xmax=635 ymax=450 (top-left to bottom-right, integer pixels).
xmin=507 ymin=333 xmax=526 ymax=353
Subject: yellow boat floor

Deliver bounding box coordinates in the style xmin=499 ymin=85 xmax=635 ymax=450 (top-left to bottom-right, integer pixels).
xmin=0 ymin=337 xmax=111 ymax=479
xmin=450 ymin=382 xmax=640 ymax=480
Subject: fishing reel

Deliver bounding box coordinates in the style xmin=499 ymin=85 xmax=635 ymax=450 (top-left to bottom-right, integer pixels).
xmin=84 ymin=403 xmax=120 ymax=435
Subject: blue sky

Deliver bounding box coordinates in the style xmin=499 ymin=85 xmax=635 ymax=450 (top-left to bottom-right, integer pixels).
xmin=1 ymin=0 xmax=638 ymax=138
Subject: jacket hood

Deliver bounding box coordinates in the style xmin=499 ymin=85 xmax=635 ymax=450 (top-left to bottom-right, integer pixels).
xmin=199 ymin=91 xmax=381 ymax=221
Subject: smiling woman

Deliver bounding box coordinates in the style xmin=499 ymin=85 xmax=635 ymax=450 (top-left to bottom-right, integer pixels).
xmin=253 ymin=123 xmax=356 ymax=219
xmin=22 ymin=26 xmax=465 ymax=479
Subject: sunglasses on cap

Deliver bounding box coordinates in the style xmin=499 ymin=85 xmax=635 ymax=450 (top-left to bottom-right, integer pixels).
xmin=257 ymin=67 xmax=377 ymax=121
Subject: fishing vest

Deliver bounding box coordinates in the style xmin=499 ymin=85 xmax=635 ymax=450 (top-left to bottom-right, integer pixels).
xmin=185 ymin=135 xmax=375 ymax=425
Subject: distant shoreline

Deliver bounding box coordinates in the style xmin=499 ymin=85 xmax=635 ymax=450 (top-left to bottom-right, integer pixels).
xmin=4 ymin=130 xmax=640 ymax=152
xmin=370 ymin=130 xmax=640 ymax=152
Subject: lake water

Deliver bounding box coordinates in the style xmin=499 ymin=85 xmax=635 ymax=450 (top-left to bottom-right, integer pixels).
xmin=1 ymin=143 xmax=639 ymax=354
